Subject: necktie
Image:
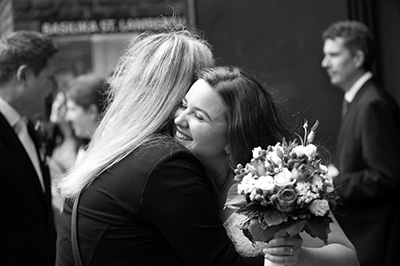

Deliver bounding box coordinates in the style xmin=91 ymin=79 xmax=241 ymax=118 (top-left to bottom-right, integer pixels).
xmin=14 ymin=117 xmax=45 ymax=192
xmin=342 ymin=99 xmax=349 ymax=119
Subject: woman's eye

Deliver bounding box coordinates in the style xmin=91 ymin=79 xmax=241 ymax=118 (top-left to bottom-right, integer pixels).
xmin=179 ymin=102 xmax=187 ymax=109
xmin=194 ymin=113 xmax=204 ymax=121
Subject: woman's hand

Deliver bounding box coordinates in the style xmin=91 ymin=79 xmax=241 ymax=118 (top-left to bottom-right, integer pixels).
xmin=263 ymin=234 xmax=303 ymax=265
xmin=50 ymin=91 xmax=67 ymax=124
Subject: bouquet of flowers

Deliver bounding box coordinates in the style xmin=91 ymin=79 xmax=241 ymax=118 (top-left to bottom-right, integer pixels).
xmin=225 ymin=120 xmax=338 ymax=265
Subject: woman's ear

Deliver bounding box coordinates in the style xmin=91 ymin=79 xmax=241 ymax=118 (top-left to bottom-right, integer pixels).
xmin=224 ymin=144 xmax=231 ymax=154
xmin=88 ymin=104 xmax=99 ymax=121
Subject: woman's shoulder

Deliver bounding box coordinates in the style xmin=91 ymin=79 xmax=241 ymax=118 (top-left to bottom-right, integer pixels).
xmin=139 ymin=134 xmax=192 ymax=158
xmin=122 ymin=134 xmax=204 ymax=172
xmin=118 ymin=134 xmax=212 ymax=190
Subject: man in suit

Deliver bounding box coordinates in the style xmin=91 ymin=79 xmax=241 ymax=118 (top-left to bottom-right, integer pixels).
xmin=0 ymin=31 xmax=58 ymax=265
xmin=321 ymin=20 xmax=400 ymax=266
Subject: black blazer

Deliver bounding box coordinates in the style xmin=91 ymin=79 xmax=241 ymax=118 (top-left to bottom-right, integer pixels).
xmin=56 ymin=137 xmax=246 ymax=266
xmin=0 ymin=112 xmax=56 ymax=265
xmin=333 ymin=78 xmax=400 ymax=266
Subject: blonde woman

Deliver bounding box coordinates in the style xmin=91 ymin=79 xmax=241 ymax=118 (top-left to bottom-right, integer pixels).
xmin=56 ymin=26 xmax=253 ymax=265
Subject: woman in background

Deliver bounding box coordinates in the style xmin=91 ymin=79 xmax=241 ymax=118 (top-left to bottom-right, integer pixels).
xmin=49 ymin=73 xmax=108 ymax=218
xmin=47 ymin=90 xmax=81 ymax=218
xmin=64 ymin=73 xmax=109 ymax=161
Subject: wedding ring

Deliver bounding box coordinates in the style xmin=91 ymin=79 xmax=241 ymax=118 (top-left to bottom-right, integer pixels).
xmin=289 ymin=247 xmax=294 ymax=256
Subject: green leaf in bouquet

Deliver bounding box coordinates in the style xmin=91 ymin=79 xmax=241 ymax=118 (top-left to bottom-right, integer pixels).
xmin=263 ymin=209 xmax=289 ymax=226
xmin=273 ymin=219 xmax=306 ymax=238
xmin=236 ymin=202 xmax=268 ymax=217
xmin=248 ymin=218 xmax=306 ymax=243
xmin=303 ymin=215 xmax=333 ymax=244
xmin=224 ymin=183 xmax=247 ymax=209
xmin=248 ymin=219 xmax=280 ymax=243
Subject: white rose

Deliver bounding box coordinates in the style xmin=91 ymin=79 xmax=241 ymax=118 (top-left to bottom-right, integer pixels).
xmin=250 ymin=159 xmax=266 ymax=176
xmin=255 ymin=175 xmax=275 ymax=193
xmin=309 ymin=199 xmax=330 ymax=216
xmin=274 ymin=168 xmax=294 ymax=187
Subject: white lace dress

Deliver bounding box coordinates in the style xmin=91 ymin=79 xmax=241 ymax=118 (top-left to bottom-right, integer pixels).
xmin=223 ymin=212 xmax=265 ymax=257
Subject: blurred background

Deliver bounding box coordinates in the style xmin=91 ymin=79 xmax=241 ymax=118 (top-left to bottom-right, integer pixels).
xmin=1 ymin=0 xmax=399 ymax=156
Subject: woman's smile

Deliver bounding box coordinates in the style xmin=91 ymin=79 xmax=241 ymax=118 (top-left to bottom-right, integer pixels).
xmin=175 ymin=130 xmax=193 ymax=141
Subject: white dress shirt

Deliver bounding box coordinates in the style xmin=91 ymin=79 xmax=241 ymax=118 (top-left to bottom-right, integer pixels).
xmin=344 ymin=71 xmax=373 ymax=103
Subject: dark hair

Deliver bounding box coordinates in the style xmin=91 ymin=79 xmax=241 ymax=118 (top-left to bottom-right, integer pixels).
xmin=66 ymin=73 xmax=109 ymax=117
xmin=322 ymin=20 xmax=374 ymax=71
xmin=198 ymin=66 xmax=291 ymax=168
xmin=0 ymin=30 xmax=58 ymax=85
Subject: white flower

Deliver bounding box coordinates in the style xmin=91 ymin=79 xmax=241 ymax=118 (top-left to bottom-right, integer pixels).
xmin=325 ymin=184 xmax=335 ymax=193
xmin=274 ymin=168 xmax=294 ymax=187
xmin=323 ymin=175 xmax=335 ymax=193
xmin=292 ymin=144 xmax=317 ymax=160
xmin=267 ymin=152 xmax=282 ymax=165
xmin=309 ymin=199 xmax=330 ymax=216
xmin=295 ymin=181 xmax=310 ymax=195
xmin=299 ymin=190 xmax=319 ymax=204
xmin=255 ymin=175 xmax=275 ymax=193
xmin=319 ymin=163 xmax=328 ymax=172
xmin=311 ymin=175 xmax=324 ymax=192
xmin=237 ymin=172 xmax=256 ymax=194
xmin=252 ymin=146 xmax=262 ymax=159
xmin=307 ymin=131 xmax=315 ymax=144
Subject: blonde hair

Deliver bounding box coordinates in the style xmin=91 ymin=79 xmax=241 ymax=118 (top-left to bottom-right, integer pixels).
xmin=59 ymin=26 xmax=214 ymax=198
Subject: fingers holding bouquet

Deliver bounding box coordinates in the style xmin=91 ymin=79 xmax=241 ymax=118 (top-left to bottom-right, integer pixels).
xmin=263 ymin=234 xmax=303 ymax=266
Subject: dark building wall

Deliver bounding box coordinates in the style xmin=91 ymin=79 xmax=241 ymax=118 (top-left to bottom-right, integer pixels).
xmin=375 ymin=0 xmax=400 ymax=104
xmin=196 ymin=0 xmax=348 ymax=154
xmin=3 ymin=0 xmax=399 ymax=155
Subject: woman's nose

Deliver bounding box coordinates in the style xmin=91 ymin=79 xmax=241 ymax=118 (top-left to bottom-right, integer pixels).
xmin=174 ymin=109 xmax=188 ymax=127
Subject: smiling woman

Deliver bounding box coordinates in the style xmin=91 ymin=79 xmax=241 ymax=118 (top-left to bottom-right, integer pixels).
xmin=174 ymin=78 xmax=229 ymax=168
xmin=172 ymin=65 xmax=360 ymax=266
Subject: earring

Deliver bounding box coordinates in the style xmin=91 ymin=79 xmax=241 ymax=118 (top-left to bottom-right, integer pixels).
xmin=224 ymin=145 xmax=231 ymax=154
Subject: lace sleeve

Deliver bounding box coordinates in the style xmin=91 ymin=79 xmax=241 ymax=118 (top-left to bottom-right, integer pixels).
xmin=223 ymin=212 xmax=265 ymax=257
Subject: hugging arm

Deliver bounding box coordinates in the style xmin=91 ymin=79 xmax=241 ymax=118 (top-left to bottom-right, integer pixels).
xmin=141 ymin=150 xmax=245 ymax=266
xmin=297 ymin=213 xmax=359 ymax=266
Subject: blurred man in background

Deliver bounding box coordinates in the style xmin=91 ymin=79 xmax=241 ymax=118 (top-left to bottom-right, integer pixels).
xmin=321 ymin=20 xmax=400 ymax=266
xmin=0 ymin=30 xmax=58 ymax=265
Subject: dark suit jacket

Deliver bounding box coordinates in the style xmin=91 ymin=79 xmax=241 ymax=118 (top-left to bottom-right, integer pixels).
xmin=0 ymin=112 xmax=56 ymax=265
xmin=56 ymin=136 xmax=246 ymax=266
xmin=333 ymin=78 xmax=400 ymax=266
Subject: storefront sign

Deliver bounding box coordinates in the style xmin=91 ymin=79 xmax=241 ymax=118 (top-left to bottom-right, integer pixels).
xmin=41 ymin=16 xmax=186 ymax=36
